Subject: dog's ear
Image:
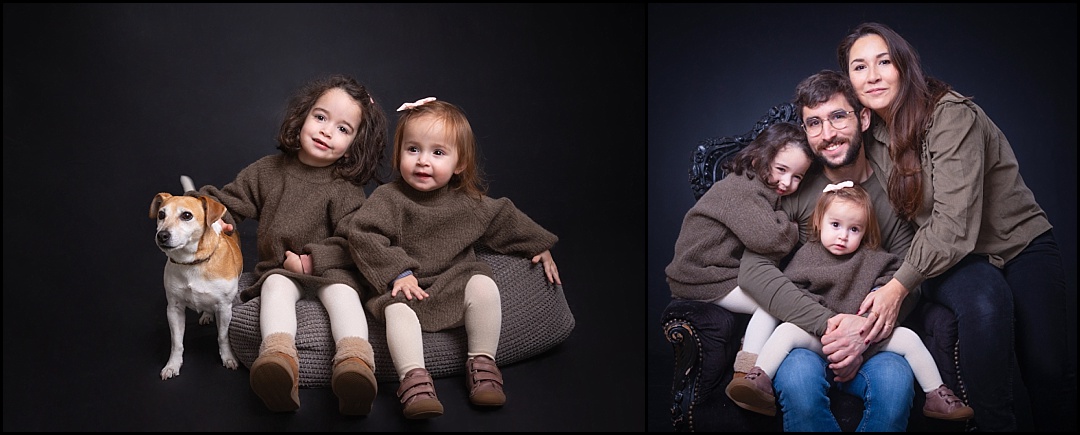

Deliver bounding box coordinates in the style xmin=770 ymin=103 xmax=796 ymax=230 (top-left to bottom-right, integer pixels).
xmin=150 ymin=193 xmax=172 ymax=219
xmin=199 ymin=196 xmax=229 ymax=227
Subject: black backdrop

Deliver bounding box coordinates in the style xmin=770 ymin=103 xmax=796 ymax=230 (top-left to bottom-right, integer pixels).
xmin=4 ymin=4 xmax=646 ymax=431
xmin=648 ymin=4 xmax=1077 ymax=432
xmin=5 ymin=4 xmax=1076 ymax=432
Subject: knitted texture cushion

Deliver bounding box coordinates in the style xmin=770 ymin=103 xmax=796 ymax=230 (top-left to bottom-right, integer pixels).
xmin=228 ymin=249 xmax=575 ymax=386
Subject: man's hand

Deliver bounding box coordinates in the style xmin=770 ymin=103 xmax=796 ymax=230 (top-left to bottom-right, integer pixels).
xmin=831 ymin=353 xmax=864 ymax=383
xmin=822 ymin=313 xmax=871 ymax=378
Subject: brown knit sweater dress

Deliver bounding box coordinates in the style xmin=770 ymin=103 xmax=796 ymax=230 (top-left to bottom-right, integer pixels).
xmin=340 ymin=181 xmax=558 ymax=332
xmin=665 ymin=172 xmax=799 ymax=303
xmin=782 ymin=242 xmax=902 ymax=316
xmin=198 ymin=153 xmax=367 ymax=302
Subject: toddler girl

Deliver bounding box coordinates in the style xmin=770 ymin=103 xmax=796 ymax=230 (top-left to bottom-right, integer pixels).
xmin=726 ymin=181 xmax=974 ymax=421
xmin=339 ymin=97 xmax=561 ymax=419
xmin=196 ymin=74 xmax=387 ymax=415
xmin=665 ymin=121 xmax=814 ymax=387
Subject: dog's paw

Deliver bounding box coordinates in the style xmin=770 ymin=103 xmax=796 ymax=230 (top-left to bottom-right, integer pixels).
xmin=221 ymin=349 xmax=239 ymax=370
xmin=198 ymin=312 xmax=214 ymax=325
xmin=160 ymin=364 xmax=181 ymax=380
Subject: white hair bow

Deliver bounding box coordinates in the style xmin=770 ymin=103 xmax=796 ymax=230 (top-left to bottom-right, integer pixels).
xmin=822 ymin=180 xmax=854 ymax=193
xmin=397 ymin=97 xmax=436 ymax=112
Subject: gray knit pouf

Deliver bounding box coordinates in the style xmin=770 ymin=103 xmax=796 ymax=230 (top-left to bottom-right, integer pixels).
xmin=228 ymin=249 xmax=575 ymax=386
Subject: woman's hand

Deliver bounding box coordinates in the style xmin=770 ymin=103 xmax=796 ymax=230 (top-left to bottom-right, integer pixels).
xmin=392 ymin=274 xmax=428 ymax=301
xmin=531 ymin=250 xmax=562 ymax=284
xmin=857 ymin=278 xmax=908 ymax=344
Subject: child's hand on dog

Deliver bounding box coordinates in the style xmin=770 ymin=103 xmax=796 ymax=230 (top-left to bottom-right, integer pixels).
xmin=216 ymin=219 xmax=234 ymax=235
xmin=283 ymin=250 xmax=312 ymax=275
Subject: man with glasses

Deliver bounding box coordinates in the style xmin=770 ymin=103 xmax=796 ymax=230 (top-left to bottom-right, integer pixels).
xmin=737 ymin=70 xmax=920 ymax=431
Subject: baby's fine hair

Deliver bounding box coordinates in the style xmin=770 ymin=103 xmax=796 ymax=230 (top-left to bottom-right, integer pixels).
xmin=808 ymin=183 xmax=882 ymax=250
xmin=722 ymin=121 xmax=814 ymax=189
xmin=277 ymin=74 xmax=388 ymax=187
xmin=394 ymin=99 xmax=486 ymax=199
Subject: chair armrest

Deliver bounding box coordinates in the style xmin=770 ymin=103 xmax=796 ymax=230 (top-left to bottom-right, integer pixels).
xmin=661 ymin=299 xmax=748 ymax=431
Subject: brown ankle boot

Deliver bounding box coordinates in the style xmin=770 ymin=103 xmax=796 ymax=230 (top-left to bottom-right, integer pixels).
xmin=331 ymin=337 xmax=378 ymax=416
xmin=724 ymin=366 xmax=776 ymax=416
xmin=397 ymin=368 xmax=443 ymax=419
xmin=250 ymin=332 xmax=300 ymax=412
xmin=466 ymin=355 xmax=506 ymax=406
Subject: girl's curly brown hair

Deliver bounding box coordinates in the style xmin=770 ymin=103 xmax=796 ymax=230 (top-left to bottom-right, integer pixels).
xmin=276 ymin=74 xmax=389 ymax=187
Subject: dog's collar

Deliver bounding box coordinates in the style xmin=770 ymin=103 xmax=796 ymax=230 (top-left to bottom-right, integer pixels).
xmin=168 ymin=235 xmax=221 ymax=266
xmin=169 ymin=256 xmax=212 ymax=266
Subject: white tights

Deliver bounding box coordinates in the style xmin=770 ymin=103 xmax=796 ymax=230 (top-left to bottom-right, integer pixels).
xmin=385 ymin=274 xmax=500 ymax=381
xmin=259 ymin=273 xmax=368 ymax=342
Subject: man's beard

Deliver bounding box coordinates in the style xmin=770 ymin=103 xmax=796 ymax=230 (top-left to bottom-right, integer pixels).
xmin=818 ymin=134 xmax=863 ymax=170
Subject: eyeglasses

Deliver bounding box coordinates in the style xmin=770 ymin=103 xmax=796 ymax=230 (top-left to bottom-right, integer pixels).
xmin=802 ymin=110 xmax=856 ymax=137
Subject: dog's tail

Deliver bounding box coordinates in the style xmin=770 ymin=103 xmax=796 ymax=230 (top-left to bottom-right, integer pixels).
xmin=180 ymin=175 xmax=196 ymax=194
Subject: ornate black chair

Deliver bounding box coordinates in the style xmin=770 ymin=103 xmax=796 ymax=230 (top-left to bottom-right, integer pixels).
xmin=660 ymin=102 xmax=970 ymax=432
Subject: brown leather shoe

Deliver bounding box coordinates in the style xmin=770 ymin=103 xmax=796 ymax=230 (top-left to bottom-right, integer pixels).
xmin=397 ymin=368 xmax=443 ymax=419
xmin=466 ymin=355 xmax=506 ymax=406
xmin=923 ymin=384 xmax=974 ymax=421
xmin=332 ymin=357 xmax=378 ymax=416
xmin=724 ymin=366 xmax=776 ymax=416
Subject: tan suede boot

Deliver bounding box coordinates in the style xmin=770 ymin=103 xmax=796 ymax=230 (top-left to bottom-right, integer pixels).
xmin=331 ymin=336 xmax=378 ymax=416
xmin=250 ymin=332 xmax=300 ymax=412
xmin=731 ymin=350 xmax=758 ymax=381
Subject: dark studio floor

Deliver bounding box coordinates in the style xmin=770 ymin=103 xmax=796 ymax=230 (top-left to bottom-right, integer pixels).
xmin=3 ymin=219 xmax=644 ymax=432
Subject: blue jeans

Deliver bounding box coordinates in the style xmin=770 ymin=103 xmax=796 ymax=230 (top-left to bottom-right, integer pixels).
xmin=774 ymin=348 xmax=914 ymax=431
xmin=922 ymin=229 xmax=1072 ymax=431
